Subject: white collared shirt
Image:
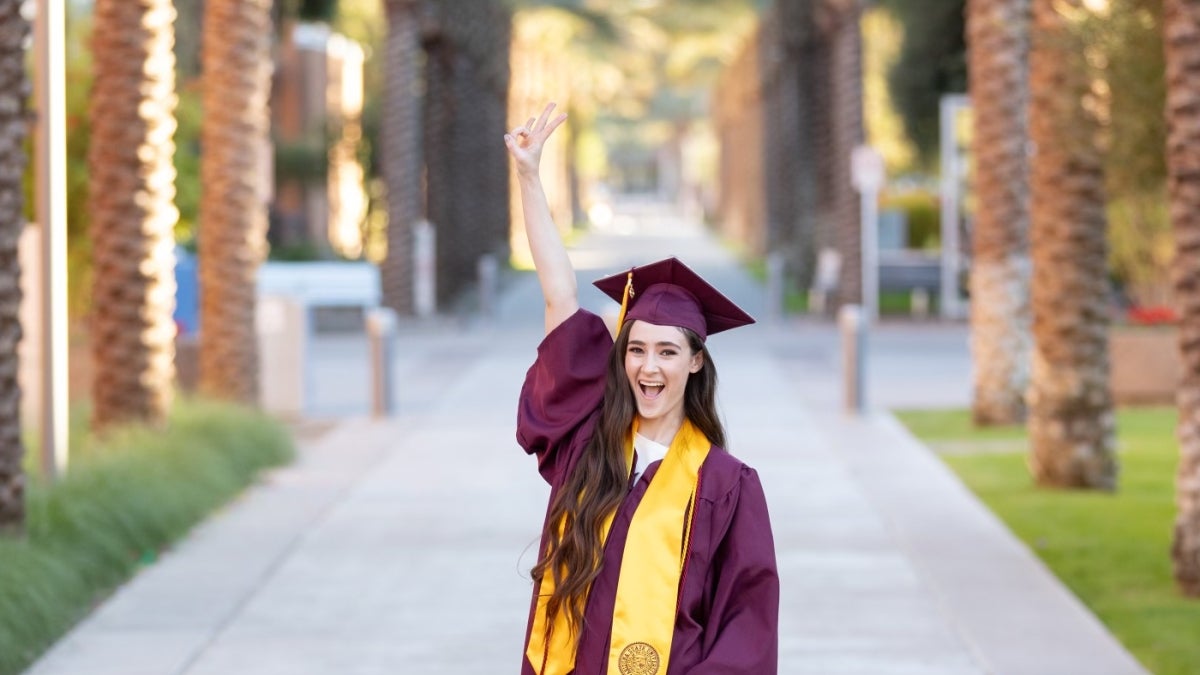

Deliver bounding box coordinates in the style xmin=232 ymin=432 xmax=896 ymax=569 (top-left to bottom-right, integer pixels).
xmin=632 ymin=432 xmax=669 ymax=485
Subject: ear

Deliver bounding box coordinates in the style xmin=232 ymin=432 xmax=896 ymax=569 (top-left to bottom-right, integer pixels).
xmin=689 ymin=351 xmax=704 ymax=374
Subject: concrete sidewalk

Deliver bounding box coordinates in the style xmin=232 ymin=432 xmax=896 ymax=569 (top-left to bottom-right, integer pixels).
xmin=26 ymin=205 xmax=1148 ymax=674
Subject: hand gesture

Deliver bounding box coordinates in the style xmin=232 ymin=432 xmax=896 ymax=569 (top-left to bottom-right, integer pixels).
xmin=505 ymin=102 xmax=568 ymax=179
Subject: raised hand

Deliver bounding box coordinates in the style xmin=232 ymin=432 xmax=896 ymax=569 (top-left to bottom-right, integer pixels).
xmin=505 ymin=102 xmax=568 ymax=179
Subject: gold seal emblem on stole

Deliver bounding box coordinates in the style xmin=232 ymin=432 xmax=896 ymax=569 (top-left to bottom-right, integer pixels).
xmin=618 ymin=642 xmax=660 ymax=675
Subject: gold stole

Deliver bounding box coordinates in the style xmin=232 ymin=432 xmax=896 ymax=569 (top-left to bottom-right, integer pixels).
xmin=606 ymin=419 xmax=709 ymax=675
xmin=526 ymin=419 xmax=710 ymax=675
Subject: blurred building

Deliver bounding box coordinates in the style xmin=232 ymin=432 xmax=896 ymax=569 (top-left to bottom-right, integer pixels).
xmin=270 ymin=22 xmax=368 ymax=260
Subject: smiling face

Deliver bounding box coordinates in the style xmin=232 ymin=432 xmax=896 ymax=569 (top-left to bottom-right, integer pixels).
xmin=624 ymin=320 xmax=704 ymax=436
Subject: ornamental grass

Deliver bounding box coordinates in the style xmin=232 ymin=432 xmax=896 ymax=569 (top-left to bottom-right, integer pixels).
xmin=0 ymin=400 xmax=293 ymax=675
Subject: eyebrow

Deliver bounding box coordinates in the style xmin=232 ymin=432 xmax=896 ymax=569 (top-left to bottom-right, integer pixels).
xmin=628 ymin=339 xmax=683 ymax=349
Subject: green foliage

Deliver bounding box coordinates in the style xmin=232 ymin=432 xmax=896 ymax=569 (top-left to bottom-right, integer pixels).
xmin=60 ymin=8 xmax=96 ymax=319
xmin=282 ymin=0 xmax=338 ymax=22
xmin=896 ymin=407 xmax=1199 ymax=675
xmin=0 ymin=401 xmax=293 ymax=675
xmin=274 ymin=134 xmax=330 ymax=184
xmin=1091 ymin=0 xmax=1170 ymax=305
xmin=881 ymin=190 xmax=940 ymax=249
xmin=268 ymin=240 xmax=326 ymax=261
xmin=1100 ymin=0 xmax=1167 ymax=192
xmin=880 ymin=0 xmax=967 ymax=168
xmin=1108 ymin=190 xmax=1173 ymax=307
xmin=174 ymin=82 xmax=203 ymax=247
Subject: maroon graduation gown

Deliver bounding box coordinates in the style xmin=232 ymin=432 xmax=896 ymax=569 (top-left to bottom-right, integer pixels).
xmin=516 ymin=309 xmax=780 ymax=674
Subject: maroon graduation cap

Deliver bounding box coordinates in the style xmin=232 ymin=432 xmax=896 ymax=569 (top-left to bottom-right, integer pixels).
xmin=593 ymin=257 xmax=755 ymax=340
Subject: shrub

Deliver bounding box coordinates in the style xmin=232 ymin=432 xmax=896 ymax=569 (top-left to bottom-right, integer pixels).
xmin=882 ymin=190 xmax=941 ymax=249
xmin=0 ymin=400 xmax=293 ymax=675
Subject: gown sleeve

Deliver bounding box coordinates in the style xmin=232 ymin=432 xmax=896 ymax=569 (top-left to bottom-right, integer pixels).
xmin=515 ymin=308 xmax=613 ymax=483
xmin=695 ymin=467 xmax=780 ymax=673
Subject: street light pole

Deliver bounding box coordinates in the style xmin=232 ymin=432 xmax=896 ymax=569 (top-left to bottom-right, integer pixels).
xmin=33 ymin=0 xmax=69 ymax=479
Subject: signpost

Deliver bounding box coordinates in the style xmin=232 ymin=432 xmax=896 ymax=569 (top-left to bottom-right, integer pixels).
xmin=851 ymin=145 xmax=884 ymax=322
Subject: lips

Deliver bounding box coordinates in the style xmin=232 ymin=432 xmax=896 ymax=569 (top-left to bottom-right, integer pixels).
xmin=639 ymin=381 xmax=665 ymax=400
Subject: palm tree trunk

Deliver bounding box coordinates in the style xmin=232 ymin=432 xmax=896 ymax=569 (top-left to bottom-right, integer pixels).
xmin=380 ymin=0 xmax=422 ymax=316
xmin=967 ymin=0 xmax=1032 ymax=426
xmin=827 ymin=3 xmax=865 ymax=307
xmin=421 ymin=8 xmax=455 ymax=307
xmin=810 ymin=18 xmax=837 ymax=278
xmin=88 ymin=0 xmax=179 ymax=430
xmin=0 ymin=0 xmax=27 ymax=533
xmin=424 ymin=0 xmax=511 ymax=307
xmin=198 ymin=0 xmax=273 ymax=404
xmin=481 ymin=2 xmax=512 ymax=261
xmin=762 ymin=10 xmax=799 ymax=256
xmin=1165 ymin=0 xmax=1200 ymax=596
xmin=1027 ymin=0 xmax=1117 ymax=489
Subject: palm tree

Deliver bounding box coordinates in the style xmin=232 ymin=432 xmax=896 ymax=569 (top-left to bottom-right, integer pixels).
xmin=421 ymin=0 xmax=512 ymax=307
xmin=967 ymin=0 xmax=1032 ymax=425
xmin=88 ymin=0 xmax=179 ymax=429
xmin=420 ymin=0 xmax=455 ymax=306
xmin=0 ymin=0 xmax=27 ymax=533
xmin=1164 ymin=0 xmax=1200 ymax=596
xmin=379 ymin=0 xmax=422 ymax=316
xmin=198 ymin=0 xmax=274 ymax=404
xmin=1026 ymin=0 xmax=1116 ymax=489
xmin=827 ymin=1 xmax=866 ymax=307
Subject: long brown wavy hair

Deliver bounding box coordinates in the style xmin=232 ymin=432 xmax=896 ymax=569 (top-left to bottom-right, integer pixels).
xmin=531 ymin=320 xmax=726 ymax=643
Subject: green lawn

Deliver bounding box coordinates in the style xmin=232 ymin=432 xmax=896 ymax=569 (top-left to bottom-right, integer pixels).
xmin=741 ymin=257 xmax=934 ymax=316
xmin=894 ymin=407 xmax=1198 ymax=675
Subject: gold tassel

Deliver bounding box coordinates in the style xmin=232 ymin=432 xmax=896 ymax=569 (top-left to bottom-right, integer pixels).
xmin=616 ymin=270 xmax=635 ymax=329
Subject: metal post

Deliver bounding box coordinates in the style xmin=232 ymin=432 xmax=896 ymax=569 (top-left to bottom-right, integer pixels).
xmin=34 ymin=0 xmax=68 ymax=479
xmin=365 ymin=307 xmax=397 ymax=418
xmin=860 ymin=188 xmax=879 ymax=322
xmin=413 ymin=219 xmax=435 ymax=318
xmin=477 ymin=253 xmax=498 ymax=319
xmin=839 ymin=304 xmax=867 ymax=414
xmin=939 ymin=94 xmax=971 ymax=320
xmin=911 ymin=287 xmax=931 ymax=319
xmin=851 ymin=146 xmax=883 ymax=322
xmin=765 ymin=252 xmax=784 ymax=323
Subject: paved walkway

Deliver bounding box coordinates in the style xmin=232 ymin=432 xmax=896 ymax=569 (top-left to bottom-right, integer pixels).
xmin=26 ymin=203 xmax=1148 ymax=674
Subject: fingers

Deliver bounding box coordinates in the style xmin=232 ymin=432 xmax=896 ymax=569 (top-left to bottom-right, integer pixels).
xmin=507 ymin=104 xmax=565 ymax=150
xmin=533 ymin=102 xmax=556 ymax=132
xmin=544 ymin=112 xmax=568 ymax=137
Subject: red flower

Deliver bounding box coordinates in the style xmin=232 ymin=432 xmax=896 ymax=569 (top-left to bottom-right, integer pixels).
xmin=1127 ymin=306 xmax=1179 ymax=325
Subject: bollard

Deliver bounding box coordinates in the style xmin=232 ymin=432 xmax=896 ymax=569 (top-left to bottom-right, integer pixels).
xmin=910 ymin=287 xmax=930 ymax=319
xmin=365 ymin=307 xmax=398 ymax=418
xmin=838 ymin=304 xmax=867 ymax=414
xmin=478 ymin=253 xmax=499 ymax=319
xmin=257 ymin=295 xmax=308 ymax=417
xmin=766 ymin=252 xmax=785 ymax=324
xmin=414 ymin=219 xmax=436 ymax=318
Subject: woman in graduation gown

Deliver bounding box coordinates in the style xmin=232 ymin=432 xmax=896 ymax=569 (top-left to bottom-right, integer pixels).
xmin=506 ymin=103 xmax=780 ymax=675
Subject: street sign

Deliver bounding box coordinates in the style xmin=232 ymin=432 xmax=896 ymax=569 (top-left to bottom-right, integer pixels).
xmin=851 ymin=146 xmax=884 ymax=193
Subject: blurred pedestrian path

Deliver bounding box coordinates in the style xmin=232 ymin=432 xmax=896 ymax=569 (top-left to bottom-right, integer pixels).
xmin=26 ymin=199 xmax=1147 ymax=674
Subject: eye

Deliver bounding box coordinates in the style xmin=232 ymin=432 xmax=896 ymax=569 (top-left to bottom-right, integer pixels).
xmin=660 ymin=349 xmax=678 ymax=357
xmin=628 ymin=346 xmax=644 ymax=355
